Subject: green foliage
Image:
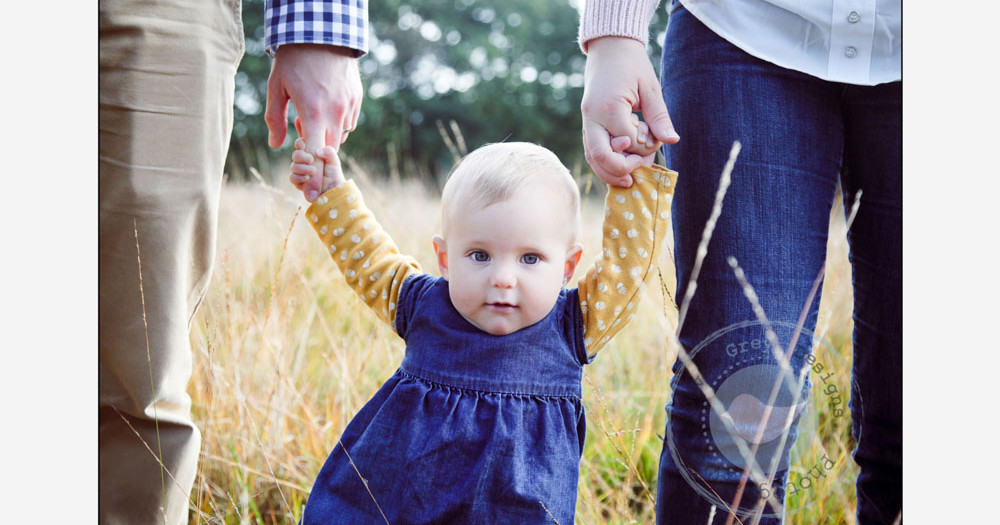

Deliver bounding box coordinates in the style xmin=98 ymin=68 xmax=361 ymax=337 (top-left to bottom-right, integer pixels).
xmin=227 ymin=0 xmax=276 ymax=181
xmin=358 ymin=0 xmax=586 ymax=180
xmin=227 ymin=0 xmax=667 ymax=182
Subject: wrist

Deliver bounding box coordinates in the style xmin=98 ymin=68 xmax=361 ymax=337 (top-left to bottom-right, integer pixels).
xmin=309 ymin=179 xmax=355 ymax=211
xmin=585 ymin=36 xmax=646 ymax=57
xmin=322 ymin=178 xmax=345 ymax=194
xmin=275 ymin=43 xmax=361 ymax=60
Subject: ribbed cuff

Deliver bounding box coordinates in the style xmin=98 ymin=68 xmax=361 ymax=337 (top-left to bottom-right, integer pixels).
xmin=578 ymin=0 xmax=662 ymax=53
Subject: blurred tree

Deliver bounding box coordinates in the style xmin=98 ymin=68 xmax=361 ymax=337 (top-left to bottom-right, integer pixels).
xmin=226 ymin=0 xmax=666 ymax=183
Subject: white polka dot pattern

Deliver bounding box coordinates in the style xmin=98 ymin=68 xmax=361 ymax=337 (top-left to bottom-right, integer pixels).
xmin=302 ymin=163 xmax=678 ymax=355
xmin=577 ymin=164 xmax=678 ymax=357
xmin=305 ymin=181 xmax=424 ymax=329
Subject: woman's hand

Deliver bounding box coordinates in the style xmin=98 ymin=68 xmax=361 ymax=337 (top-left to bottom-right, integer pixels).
xmin=581 ymin=36 xmax=679 ymax=187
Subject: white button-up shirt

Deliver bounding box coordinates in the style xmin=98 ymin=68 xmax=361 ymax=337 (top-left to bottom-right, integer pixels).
xmin=678 ymin=0 xmax=900 ymax=85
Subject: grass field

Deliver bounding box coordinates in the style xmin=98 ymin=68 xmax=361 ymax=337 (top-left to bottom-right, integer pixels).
xmin=184 ymin=157 xmax=859 ymax=524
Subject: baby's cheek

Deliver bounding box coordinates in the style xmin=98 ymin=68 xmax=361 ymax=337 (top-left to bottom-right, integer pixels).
xmin=528 ymin=285 xmax=563 ymax=322
xmin=448 ymin=286 xmax=478 ymax=317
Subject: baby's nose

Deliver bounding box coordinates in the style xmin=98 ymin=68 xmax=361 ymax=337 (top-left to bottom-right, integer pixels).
xmin=490 ymin=264 xmax=516 ymax=288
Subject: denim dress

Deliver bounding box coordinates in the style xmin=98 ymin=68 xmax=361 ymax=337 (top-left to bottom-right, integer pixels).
xmin=301 ymin=273 xmax=591 ymax=524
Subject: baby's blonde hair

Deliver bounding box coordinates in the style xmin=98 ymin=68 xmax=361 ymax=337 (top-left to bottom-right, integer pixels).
xmin=440 ymin=142 xmax=581 ymax=242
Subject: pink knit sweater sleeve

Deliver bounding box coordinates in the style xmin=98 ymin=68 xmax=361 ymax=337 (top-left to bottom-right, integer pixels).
xmin=578 ymin=0 xmax=663 ymax=52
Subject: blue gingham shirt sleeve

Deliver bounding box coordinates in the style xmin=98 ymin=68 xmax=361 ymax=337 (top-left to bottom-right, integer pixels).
xmin=265 ymin=0 xmax=368 ymax=57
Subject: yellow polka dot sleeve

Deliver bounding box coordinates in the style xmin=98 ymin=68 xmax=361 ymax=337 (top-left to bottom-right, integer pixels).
xmin=577 ymin=165 xmax=678 ymax=357
xmin=305 ymin=181 xmax=423 ymax=328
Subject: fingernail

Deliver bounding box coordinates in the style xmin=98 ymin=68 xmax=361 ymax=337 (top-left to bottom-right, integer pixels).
xmin=654 ymin=125 xmax=677 ymax=141
xmin=306 ymin=190 xmax=318 ymax=202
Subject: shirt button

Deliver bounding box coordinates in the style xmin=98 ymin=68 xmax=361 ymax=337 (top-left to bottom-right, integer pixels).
xmin=845 ymin=46 xmax=857 ymax=58
xmin=848 ymin=11 xmax=861 ymax=23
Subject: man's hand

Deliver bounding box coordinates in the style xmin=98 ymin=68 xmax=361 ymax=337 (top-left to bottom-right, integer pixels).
xmin=581 ymin=37 xmax=679 ymax=187
xmin=266 ymin=44 xmax=362 ymax=202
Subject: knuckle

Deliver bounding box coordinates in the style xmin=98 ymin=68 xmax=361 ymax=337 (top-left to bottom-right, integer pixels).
xmin=329 ymin=98 xmax=348 ymax=116
xmin=581 ymin=97 xmax=617 ymax=118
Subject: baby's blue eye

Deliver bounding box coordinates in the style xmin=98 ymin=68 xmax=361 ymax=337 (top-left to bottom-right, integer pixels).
xmin=521 ymin=254 xmax=540 ymax=264
xmin=471 ymin=251 xmax=490 ymax=262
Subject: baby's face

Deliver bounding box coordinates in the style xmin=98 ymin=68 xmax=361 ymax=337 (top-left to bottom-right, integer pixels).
xmin=435 ymin=183 xmax=581 ymax=336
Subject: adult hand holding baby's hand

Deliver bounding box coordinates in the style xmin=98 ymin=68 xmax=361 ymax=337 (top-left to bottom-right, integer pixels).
xmin=581 ymin=37 xmax=679 ymax=187
xmin=266 ymin=44 xmax=362 ymax=202
xmin=290 ymin=139 xmax=346 ymax=200
xmin=610 ymin=117 xmax=659 ymax=162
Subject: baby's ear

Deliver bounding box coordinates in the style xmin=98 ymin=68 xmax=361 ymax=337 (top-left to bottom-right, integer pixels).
xmin=432 ymin=235 xmax=449 ymax=280
xmin=563 ymin=244 xmax=583 ymax=285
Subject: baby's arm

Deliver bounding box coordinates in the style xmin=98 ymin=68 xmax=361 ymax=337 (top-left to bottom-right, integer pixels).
xmin=296 ymin=144 xmax=423 ymax=327
xmin=577 ymin=164 xmax=678 ymax=357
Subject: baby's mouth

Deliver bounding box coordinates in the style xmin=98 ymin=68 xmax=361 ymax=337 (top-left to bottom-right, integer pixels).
xmin=487 ymin=302 xmax=518 ymax=311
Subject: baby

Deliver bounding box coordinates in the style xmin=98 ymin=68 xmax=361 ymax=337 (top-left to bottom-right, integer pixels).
xmin=291 ymin=139 xmax=676 ymax=523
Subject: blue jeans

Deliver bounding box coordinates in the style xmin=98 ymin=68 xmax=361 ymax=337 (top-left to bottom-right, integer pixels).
xmin=656 ymin=7 xmax=902 ymax=524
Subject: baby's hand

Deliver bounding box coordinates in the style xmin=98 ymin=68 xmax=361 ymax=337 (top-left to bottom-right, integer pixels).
xmin=603 ymin=116 xmax=660 ymax=186
xmin=289 ymin=138 xmax=346 ymax=200
xmin=610 ymin=114 xmax=661 ymax=157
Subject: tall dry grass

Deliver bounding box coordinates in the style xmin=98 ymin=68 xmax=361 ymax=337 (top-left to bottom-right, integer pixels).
xmin=184 ymin=156 xmax=858 ymax=524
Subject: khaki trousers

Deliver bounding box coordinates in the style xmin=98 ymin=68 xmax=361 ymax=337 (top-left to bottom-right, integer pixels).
xmin=99 ymin=1 xmax=243 ymax=523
